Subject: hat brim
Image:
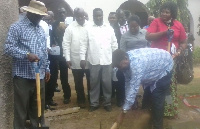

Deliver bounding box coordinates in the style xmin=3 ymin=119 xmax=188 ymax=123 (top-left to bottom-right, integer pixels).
xmin=21 ymin=6 xmax=47 ymax=16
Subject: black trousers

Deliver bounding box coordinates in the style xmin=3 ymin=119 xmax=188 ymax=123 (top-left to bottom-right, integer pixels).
xmin=72 ymin=69 xmax=90 ymax=103
xmin=46 ymin=55 xmax=71 ymax=101
xmin=45 ymin=55 xmax=56 ymax=104
xmin=113 ymin=70 xmax=125 ymax=103
xmin=142 ymin=71 xmax=172 ymax=129
xmin=13 ymin=76 xmax=45 ymax=129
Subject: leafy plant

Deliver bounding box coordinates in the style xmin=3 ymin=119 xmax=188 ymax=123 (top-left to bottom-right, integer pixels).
xmin=193 ymin=47 xmax=200 ymax=65
xmin=198 ymin=16 xmax=200 ymax=36
xmin=146 ymin=0 xmax=190 ymax=26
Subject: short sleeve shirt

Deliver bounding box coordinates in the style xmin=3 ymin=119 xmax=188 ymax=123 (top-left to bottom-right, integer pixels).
xmin=147 ymin=18 xmax=186 ymax=50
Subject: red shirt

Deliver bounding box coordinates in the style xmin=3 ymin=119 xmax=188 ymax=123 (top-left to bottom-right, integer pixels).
xmin=147 ymin=18 xmax=186 ymax=51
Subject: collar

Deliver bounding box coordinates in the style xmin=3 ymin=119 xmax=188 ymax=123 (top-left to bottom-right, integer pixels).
xmin=138 ymin=27 xmax=143 ymax=34
xmin=92 ymin=22 xmax=107 ymax=27
xmin=74 ymin=20 xmax=87 ymax=27
xmin=118 ymin=21 xmax=128 ymax=27
xmin=129 ymin=27 xmax=143 ymax=35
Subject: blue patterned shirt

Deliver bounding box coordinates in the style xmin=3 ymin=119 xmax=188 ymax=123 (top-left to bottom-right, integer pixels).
xmin=123 ymin=48 xmax=173 ymax=110
xmin=4 ymin=16 xmax=49 ymax=79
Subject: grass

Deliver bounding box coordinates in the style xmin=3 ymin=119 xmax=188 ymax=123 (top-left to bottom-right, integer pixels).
xmin=177 ymin=66 xmax=200 ymax=115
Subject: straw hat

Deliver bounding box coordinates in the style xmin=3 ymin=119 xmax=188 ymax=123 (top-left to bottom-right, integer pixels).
xmin=21 ymin=0 xmax=47 ymax=15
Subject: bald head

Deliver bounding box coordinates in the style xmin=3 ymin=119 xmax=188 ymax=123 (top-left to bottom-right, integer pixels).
xmin=74 ymin=7 xmax=85 ymax=26
xmin=43 ymin=11 xmax=54 ymax=24
xmin=148 ymin=16 xmax=155 ymax=25
xmin=74 ymin=8 xmax=84 ymax=17
xmin=47 ymin=11 xmax=54 ymax=17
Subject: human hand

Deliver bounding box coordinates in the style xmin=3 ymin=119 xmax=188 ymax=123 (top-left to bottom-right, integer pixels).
xmin=172 ymin=51 xmax=181 ymax=59
xmin=66 ymin=61 xmax=72 ymax=69
xmin=80 ymin=60 xmax=86 ymax=69
xmin=27 ymin=53 xmax=39 ymax=62
xmin=52 ymin=44 xmax=57 ymax=47
xmin=45 ymin=72 xmax=51 ymax=82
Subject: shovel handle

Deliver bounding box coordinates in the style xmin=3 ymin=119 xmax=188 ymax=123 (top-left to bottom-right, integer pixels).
xmin=111 ymin=122 xmax=118 ymax=129
xmin=36 ymin=73 xmax=41 ymax=117
xmin=167 ymin=42 xmax=171 ymax=53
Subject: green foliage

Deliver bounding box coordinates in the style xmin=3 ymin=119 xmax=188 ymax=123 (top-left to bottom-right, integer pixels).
xmin=198 ymin=17 xmax=200 ymax=36
xmin=193 ymin=47 xmax=200 ymax=65
xmin=146 ymin=0 xmax=189 ymax=26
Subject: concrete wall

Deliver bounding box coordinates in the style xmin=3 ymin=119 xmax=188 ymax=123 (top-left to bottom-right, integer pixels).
xmin=65 ymin=0 xmax=149 ymax=24
xmin=188 ymin=0 xmax=200 ymax=47
xmin=0 ymin=0 xmax=18 ymax=128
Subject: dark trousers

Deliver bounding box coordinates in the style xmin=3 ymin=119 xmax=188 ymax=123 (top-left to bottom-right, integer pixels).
xmin=143 ymin=72 xmax=172 ymax=129
xmin=113 ymin=70 xmax=125 ymax=104
xmin=45 ymin=55 xmax=56 ymax=104
xmin=142 ymin=85 xmax=152 ymax=109
xmin=13 ymin=76 xmax=45 ymax=129
xmin=47 ymin=55 xmax=71 ymax=100
xmin=72 ymin=69 xmax=90 ymax=103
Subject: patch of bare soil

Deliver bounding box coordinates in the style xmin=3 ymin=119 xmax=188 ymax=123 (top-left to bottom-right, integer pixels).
xmin=45 ymin=67 xmax=200 ymax=129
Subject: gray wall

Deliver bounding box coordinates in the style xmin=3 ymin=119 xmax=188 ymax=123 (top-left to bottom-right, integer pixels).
xmin=0 ymin=0 xmax=18 ymax=128
xmin=188 ymin=0 xmax=200 ymax=47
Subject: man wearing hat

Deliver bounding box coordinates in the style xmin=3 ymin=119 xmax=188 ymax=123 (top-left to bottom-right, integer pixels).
xmin=4 ymin=1 xmax=50 ymax=128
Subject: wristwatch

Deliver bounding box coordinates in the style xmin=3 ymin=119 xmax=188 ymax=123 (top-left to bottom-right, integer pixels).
xmin=122 ymin=109 xmax=127 ymax=114
xmin=26 ymin=52 xmax=30 ymax=57
xmin=177 ymin=51 xmax=181 ymax=56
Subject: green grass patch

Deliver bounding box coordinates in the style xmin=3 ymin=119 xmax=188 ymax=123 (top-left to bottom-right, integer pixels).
xmin=193 ymin=47 xmax=200 ymax=65
xmin=177 ymin=66 xmax=200 ymax=111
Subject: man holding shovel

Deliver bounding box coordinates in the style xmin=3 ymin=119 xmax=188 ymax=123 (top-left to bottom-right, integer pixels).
xmin=112 ymin=48 xmax=173 ymax=129
xmin=4 ymin=1 xmax=50 ymax=129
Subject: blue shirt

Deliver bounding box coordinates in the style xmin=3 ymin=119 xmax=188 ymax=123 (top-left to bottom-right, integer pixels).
xmin=4 ymin=16 xmax=49 ymax=79
xmin=123 ymin=48 xmax=173 ymax=110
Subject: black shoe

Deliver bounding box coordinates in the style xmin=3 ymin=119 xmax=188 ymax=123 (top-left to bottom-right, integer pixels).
xmin=49 ymin=101 xmax=58 ymax=106
xmin=104 ymin=105 xmax=112 ymax=112
xmin=117 ymin=101 xmax=123 ymax=107
xmin=54 ymin=87 xmax=61 ymax=92
xmin=63 ymin=99 xmax=71 ymax=104
xmin=88 ymin=106 xmax=99 ymax=112
xmin=78 ymin=103 xmax=86 ymax=109
xmin=45 ymin=104 xmax=50 ymax=110
xmin=45 ymin=104 xmax=55 ymax=110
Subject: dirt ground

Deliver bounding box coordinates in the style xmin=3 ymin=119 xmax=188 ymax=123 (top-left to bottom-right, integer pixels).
xmin=44 ymin=66 xmax=200 ymax=129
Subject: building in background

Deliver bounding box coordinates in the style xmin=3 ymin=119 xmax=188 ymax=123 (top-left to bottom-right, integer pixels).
xmin=18 ymin=0 xmax=200 ymax=46
xmin=65 ymin=0 xmax=199 ymax=46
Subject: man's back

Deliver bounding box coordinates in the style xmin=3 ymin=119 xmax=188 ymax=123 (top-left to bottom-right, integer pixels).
xmin=125 ymin=48 xmax=173 ymax=90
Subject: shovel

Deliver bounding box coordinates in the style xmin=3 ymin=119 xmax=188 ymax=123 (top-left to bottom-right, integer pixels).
xmin=167 ymin=24 xmax=174 ymax=53
xmin=31 ymin=60 xmax=49 ymax=129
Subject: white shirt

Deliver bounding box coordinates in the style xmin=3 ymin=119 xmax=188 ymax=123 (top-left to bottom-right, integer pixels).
xmin=63 ymin=21 xmax=89 ymax=69
xmin=65 ymin=17 xmax=74 ymax=26
xmin=39 ymin=20 xmax=50 ymax=49
xmin=119 ymin=21 xmax=129 ymax=35
xmin=80 ymin=23 xmax=118 ymax=65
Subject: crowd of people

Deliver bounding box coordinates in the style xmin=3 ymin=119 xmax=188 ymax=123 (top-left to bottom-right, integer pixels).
xmin=4 ymin=0 xmax=193 ymax=129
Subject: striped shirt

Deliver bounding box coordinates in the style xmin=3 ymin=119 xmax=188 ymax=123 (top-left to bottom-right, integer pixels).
xmin=119 ymin=21 xmax=129 ymax=34
xmin=4 ymin=16 xmax=49 ymax=79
